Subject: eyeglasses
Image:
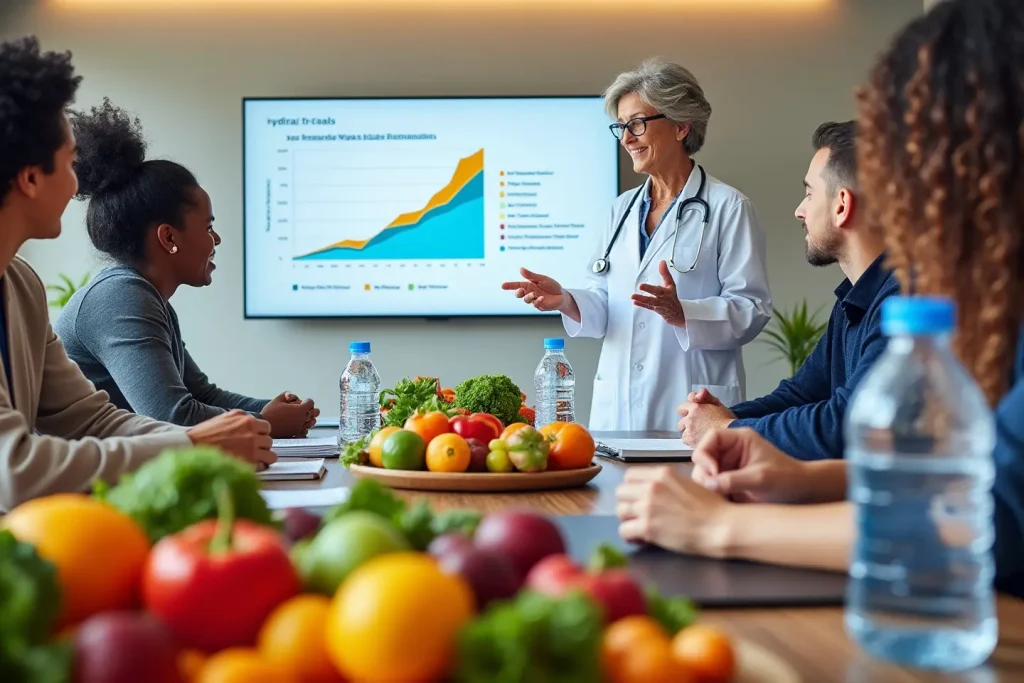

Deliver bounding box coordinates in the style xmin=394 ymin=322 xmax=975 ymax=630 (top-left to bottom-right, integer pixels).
xmin=609 ymin=114 xmax=666 ymax=139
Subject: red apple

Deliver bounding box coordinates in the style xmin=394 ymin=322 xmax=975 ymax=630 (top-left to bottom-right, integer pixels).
xmin=525 ymin=553 xmax=647 ymax=624
xmin=435 ymin=545 xmax=520 ymax=608
xmin=473 ymin=512 xmax=566 ymax=579
xmin=74 ymin=611 xmax=183 ymax=683
xmin=465 ymin=438 xmax=490 ymax=473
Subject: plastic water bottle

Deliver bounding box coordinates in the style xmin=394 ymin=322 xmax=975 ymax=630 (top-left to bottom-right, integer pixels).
xmin=844 ymin=296 xmax=997 ymax=671
xmin=339 ymin=341 xmax=381 ymax=446
xmin=534 ymin=338 xmax=575 ymax=428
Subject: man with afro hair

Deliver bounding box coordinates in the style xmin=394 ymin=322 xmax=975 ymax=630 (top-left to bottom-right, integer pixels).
xmin=0 ymin=37 xmax=275 ymax=511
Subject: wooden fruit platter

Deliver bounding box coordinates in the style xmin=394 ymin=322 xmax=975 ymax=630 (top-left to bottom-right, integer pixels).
xmin=348 ymin=463 xmax=603 ymax=493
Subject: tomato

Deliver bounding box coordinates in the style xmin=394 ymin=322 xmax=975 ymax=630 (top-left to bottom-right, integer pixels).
xmin=449 ymin=413 xmax=502 ymax=442
xmin=504 ymin=425 xmax=549 ymax=472
xmin=671 ymin=624 xmax=736 ymax=683
xmin=258 ymin=595 xmax=344 ymax=682
xmin=325 ymin=552 xmax=474 ymax=682
xmin=197 ymin=648 xmax=300 ymax=683
xmin=500 ymin=422 xmax=529 ymax=441
xmin=367 ymin=426 xmax=401 ymax=468
xmin=540 ymin=423 xmax=595 ymax=470
xmin=2 ymin=494 xmax=150 ymax=627
xmin=474 ymin=412 xmax=505 ymax=436
xmin=142 ymin=487 xmax=300 ymax=652
xmin=404 ymin=411 xmax=451 ymax=444
xmin=426 ymin=433 xmax=472 ymax=473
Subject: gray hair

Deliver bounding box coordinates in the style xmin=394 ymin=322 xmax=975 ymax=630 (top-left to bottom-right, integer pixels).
xmin=603 ymin=58 xmax=712 ymax=155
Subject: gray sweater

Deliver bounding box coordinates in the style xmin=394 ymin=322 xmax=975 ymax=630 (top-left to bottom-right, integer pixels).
xmin=54 ymin=265 xmax=269 ymax=426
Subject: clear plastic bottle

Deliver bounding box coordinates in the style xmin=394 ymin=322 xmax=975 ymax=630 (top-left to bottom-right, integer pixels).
xmin=533 ymin=337 xmax=575 ymax=428
xmin=844 ymin=296 xmax=997 ymax=670
xmin=339 ymin=341 xmax=381 ymax=446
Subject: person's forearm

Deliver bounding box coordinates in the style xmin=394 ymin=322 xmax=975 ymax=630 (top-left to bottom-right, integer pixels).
xmin=800 ymin=460 xmax=849 ymax=504
xmin=721 ymin=501 xmax=853 ymax=572
xmin=560 ymin=293 xmax=582 ymax=323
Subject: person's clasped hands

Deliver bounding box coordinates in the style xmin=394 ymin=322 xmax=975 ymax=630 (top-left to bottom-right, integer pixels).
xmin=615 ymin=427 xmax=817 ymax=554
xmin=677 ymin=386 xmax=737 ymax=447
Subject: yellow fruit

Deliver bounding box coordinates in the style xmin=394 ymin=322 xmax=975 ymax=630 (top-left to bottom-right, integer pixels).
xmin=2 ymin=494 xmax=150 ymax=626
xmin=367 ymin=426 xmax=401 ymax=468
xmin=258 ymin=595 xmax=343 ymax=682
xmin=325 ymin=552 xmax=474 ymax=682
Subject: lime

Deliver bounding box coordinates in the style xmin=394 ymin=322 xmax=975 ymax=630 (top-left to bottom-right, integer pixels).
xmin=381 ymin=430 xmax=427 ymax=470
xmin=296 ymin=511 xmax=410 ymax=594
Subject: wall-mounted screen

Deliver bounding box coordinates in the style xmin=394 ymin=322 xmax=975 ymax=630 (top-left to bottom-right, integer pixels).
xmin=243 ymin=96 xmax=620 ymax=318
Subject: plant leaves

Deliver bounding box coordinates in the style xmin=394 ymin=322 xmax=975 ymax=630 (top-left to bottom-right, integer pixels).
xmin=760 ymin=300 xmax=828 ymax=377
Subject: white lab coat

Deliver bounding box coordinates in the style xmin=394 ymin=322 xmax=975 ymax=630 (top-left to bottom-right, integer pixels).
xmin=563 ymin=167 xmax=772 ymax=431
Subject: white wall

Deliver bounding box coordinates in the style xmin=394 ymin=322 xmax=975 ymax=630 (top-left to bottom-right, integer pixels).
xmin=4 ymin=0 xmax=922 ymax=422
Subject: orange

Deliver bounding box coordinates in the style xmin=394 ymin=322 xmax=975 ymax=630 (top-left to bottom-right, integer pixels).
xmin=367 ymin=426 xmax=401 ymax=468
xmin=197 ymin=648 xmax=300 ymax=683
xmin=258 ymin=595 xmax=344 ymax=683
xmin=540 ymin=423 xmax=596 ymax=470
xmin=500 ymin=422 xmax=529 ymax=441
xmin=602 ymin=615 xmax=669 ymax=677
xmin=404 ymin=410 xmax=451 ymax=445
xmin=671 ymin=624 xmax=736 ymax=683
xmin=2 ymin=494 xmax=150 ymax=626
xmin=426 ymin=433 xmax=471 ymax=473
xmin=325 ymin=552 xmax=474 ymax=682
xmin=616 ymin=639 xmax=695 ymax=683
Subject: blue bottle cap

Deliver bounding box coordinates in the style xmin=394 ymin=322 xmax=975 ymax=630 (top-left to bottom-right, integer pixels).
xmin=544 ymin=338 xmax=565 ymax=350
xmin=881 ymin=296 xmax=955 ymax=336
xmin=349 ymin=341 xmax=371 ymax=353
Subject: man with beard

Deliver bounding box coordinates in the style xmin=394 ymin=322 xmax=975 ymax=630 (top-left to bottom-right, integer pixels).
xmin=676 ymin=121 xmax=896 ymax=460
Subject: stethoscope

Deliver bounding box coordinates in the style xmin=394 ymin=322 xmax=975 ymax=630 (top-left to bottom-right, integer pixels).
xmin=592 ymin=164 xmax=710 ymax=275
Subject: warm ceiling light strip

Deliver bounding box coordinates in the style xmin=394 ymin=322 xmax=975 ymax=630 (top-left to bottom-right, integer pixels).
xmin=50 ymin=0 xmax=831 ymax=9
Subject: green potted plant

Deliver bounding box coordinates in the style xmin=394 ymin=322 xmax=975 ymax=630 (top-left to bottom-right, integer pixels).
xmin=46 ymin=272 xmax=91 ymax=309
xmin=761 ymin=300 xmax=828 ymax=377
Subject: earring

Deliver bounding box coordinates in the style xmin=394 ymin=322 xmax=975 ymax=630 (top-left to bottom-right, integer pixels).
xmin=170 ymin=245 xmax=178 ymax=254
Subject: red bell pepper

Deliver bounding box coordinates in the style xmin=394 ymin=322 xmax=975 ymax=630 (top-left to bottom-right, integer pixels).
xmin=141 ymin=483 xmax=300 ymax=652
xmin=524 ymin=544 xmax=647 ymax=623
xmin=449 ymin=412 xmax=503 ymax=442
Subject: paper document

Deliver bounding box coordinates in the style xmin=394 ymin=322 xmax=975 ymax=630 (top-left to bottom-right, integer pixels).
xmin=258 ymin=458 xmax=327 ymax=481
xmin=260 ymin=487 xmax=350 ymax=510
xmin=272 ymin=437 xmax=339 ymax=458
xmin=598 ymin=439 xmax=691 ymax=452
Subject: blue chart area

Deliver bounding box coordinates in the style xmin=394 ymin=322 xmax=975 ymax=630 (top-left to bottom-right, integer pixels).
xmin=298 ymin=172 xmax=485 ymax=261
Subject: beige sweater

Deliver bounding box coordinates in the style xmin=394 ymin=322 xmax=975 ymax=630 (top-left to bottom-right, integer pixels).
xmin=0 ymin=256 xmax=191 ymax=512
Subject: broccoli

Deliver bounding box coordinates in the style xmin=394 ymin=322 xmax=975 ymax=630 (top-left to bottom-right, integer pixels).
xmin=453 ymin=375 xmax=524 ymax=426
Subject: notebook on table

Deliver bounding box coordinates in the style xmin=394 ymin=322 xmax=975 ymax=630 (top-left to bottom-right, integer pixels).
xmin=272 ymin=437 xmax=339 ymax=459
xmin=258 ymin=458 xmax=327 ymax=482
xmin=595 ymin=438 xmax=692 ymax=462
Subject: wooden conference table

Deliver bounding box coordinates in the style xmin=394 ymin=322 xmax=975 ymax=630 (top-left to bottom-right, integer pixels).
xmin=266 ymin=430 xmax=1024 ymax=682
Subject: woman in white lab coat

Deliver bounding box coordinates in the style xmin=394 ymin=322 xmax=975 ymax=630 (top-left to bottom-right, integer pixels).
xmin=502 ymin=58 xmax=772 ymax=431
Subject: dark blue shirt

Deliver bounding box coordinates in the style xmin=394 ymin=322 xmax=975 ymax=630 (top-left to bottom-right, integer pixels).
xmin=729 ymin=254 xmax=900 ymax=460
xmin=991 ymin=326 xmax=1024 ymax=597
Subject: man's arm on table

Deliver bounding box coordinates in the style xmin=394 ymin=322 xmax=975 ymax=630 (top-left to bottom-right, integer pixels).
xmin=0 ymin=324 xmax=190 ymax=511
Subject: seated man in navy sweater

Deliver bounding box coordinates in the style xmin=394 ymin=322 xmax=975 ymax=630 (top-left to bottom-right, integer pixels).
xmin=677 ymin=121 xmax=898 ymax=460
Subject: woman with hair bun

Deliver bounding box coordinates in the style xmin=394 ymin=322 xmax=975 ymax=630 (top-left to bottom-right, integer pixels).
xmin=56 ymin=99 xmax=318 ymax=437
